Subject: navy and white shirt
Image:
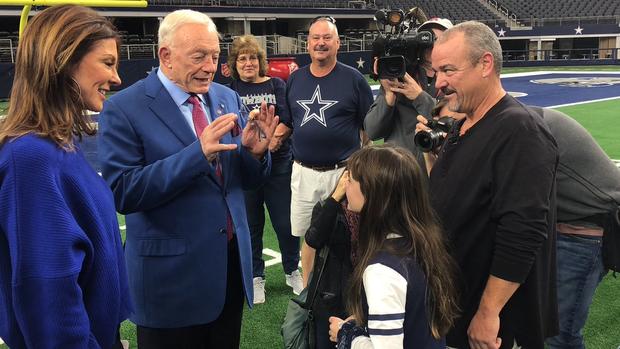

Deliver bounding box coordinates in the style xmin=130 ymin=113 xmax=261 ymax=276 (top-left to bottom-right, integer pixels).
xmin=353 ymin=237 xmax=445 ymax=349
xmin=230 ymin=77 xmax=291 ymax=162
xmin=286 ymin=62 xmax=373 ymax=166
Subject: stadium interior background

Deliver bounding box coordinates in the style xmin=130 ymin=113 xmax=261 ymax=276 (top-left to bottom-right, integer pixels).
xmin=0 ymin=1 xmax=619 ymax=348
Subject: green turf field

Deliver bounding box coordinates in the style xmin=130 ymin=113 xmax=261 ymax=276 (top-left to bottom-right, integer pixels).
xmin=557 ymin=100 xmax=620 ymax=159
xmin=1 ymin=67 xmax=620 ymax=349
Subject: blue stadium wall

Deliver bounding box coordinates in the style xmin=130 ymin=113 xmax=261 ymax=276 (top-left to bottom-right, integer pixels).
xmin=1 ymin=50 xmax=619 ymax=99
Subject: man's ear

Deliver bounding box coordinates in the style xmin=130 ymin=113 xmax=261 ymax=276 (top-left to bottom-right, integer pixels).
xmin=480 ymin=52 xmax=494 ymax=78
xmin=159 ymin=46 xmax=172 ymax=69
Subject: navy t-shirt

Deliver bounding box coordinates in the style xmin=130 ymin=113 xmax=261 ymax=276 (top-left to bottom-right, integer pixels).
xmin=286 ymin=62 xmax=373 ymax=166
xmin=229 ymin=77 xmax=291 ymax=162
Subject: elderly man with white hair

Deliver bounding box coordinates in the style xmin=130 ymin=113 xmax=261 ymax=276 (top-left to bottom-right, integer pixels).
xmin=98 ymin=9 xmax=278 ymax=348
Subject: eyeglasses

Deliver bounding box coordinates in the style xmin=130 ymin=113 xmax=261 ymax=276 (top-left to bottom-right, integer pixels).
xmin=311 ymin=16 xmax=336 ymax=25
xmin=236 ymin=55 xmax=258 ymax=64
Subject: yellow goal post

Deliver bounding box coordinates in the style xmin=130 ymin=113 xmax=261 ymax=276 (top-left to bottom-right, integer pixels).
xmin=0 ymin=0 xmax=148 ymax=37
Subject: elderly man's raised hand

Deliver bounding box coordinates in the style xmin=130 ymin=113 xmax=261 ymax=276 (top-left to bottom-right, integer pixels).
xmin=242 ymin=101 xmax=279 ymax=159
xmin=198 ymin=113 xmax=239 ymax=161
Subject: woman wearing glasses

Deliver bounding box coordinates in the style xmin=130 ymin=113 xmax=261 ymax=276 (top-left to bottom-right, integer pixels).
xmin=227 ymin=35 xmax=302 ymax=304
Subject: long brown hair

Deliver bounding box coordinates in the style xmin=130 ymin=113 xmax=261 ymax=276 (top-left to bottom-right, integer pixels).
xmin=0 ymin=5 xmax=120 ymax=148
xmin=227 ymin=35 xmax=268 ymax=80
xmin=346 ymin=145 xmax=459 ymax=339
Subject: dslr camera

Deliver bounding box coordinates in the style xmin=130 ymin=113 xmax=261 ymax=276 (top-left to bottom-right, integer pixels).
xmin=372 ymin=7 xmax=435 ymax=80
xmin=414 ymin=116 xmax=455 ymax=153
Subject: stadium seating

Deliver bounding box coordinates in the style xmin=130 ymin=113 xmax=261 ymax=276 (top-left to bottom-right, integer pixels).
xmin=378 ymin=0 xmax=503 ymax=23
xmin=497 ymin=0 xmax=620 ymax=20
xmin=148 ymin=0 xmax=367 ymax=7
xmin=0 ymin=0 xmax=618 ymax=64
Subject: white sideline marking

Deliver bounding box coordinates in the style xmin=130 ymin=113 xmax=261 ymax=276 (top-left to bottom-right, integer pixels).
xmin=500 ymin=70 xmax=620 ymax=78
xmin=263 ymin=248 xmax=302 ymax=268
xmin=0 ymin=338 xmax=3 ymax=344
xmin=264 ymin=248 xmax=283 ymax=267
xmin=548 ymin=95 xmax=620 ymax=109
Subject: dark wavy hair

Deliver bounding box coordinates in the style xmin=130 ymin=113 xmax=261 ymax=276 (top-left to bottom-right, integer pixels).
xmin=0 ymin=5 xmax=120 ymax=149
xmin=346 ymin=145 xmax=459 ymax=339
xmin=226 ymin=35 xmax=268 ymax=80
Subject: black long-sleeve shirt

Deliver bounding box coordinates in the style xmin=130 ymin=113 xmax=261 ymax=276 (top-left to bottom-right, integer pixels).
xmin=429 ymin=95 xmax=559 ymax=349
xmin=305 ymin=198 xmax=354 ymax=349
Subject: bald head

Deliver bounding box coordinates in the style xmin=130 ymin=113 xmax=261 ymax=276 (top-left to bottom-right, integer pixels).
xmin=309 ymin=17 xmax=339 ymax=37
xmin=307 ymin=18 xmax=340 ymax=66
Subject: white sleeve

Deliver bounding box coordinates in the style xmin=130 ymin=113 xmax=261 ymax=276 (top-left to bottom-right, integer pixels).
xmin=351 ymin=335 xmax=374 ymax=349
xmin=351 ymin=263 xmax=407 ymax=349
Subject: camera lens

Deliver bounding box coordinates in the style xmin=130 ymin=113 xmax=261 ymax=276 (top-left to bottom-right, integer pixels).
xmin=377 ymin=55 xmax=406 ymax=79
xmin=414 ymin=131 xmax=445 ymax=152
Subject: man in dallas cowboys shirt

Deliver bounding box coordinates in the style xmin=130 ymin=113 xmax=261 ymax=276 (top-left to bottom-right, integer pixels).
xmin=286 ymin=16 xmax=373 ymax=286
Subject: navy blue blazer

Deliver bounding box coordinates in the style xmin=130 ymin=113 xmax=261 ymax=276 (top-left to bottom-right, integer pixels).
xmin=98 ymin=70 xmax=270 ymax=328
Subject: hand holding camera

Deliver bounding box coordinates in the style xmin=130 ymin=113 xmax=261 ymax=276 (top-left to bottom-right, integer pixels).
xmin=414 ymin=114 xmax=455 ymax=153
xmin=374 ymin=60 xmax=424 ymax=106
xmin=389 ymin=72 xmax=423 ymax=101
xmin=373 ymin=58 xmax=396 ymax=106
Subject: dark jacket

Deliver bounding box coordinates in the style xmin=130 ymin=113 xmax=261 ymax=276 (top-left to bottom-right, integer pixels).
xmin=305 ymin=198 xmax=354 ymax=349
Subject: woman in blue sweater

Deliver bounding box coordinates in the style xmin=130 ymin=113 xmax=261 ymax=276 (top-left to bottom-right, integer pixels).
xmin=0 ymin=5 xmax=131 ymax=348
xmin=328 ymin=145 xmax=459 ymax=349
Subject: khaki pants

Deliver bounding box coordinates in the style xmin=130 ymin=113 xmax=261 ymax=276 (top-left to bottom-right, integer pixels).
xmin=290 ymin=161 xmax=345 ymax=237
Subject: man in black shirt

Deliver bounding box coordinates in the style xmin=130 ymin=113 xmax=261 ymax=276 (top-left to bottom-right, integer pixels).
xmin=424 ymin=21 xmax=559 ymax=349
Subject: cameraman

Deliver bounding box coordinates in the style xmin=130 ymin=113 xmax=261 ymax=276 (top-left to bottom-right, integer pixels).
xmin=418 ymin=18 xmax=455 ymax=96
xmin=364 ymin=18 xmax=452 ymax=177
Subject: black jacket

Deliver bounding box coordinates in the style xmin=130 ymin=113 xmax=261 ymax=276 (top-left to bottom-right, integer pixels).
xmin=305 ymin=198 xmax=354 ymax=349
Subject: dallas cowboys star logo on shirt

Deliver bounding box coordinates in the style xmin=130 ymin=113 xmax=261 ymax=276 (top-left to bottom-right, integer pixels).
xmin=297 ymin=85 xmax=338 ymax=128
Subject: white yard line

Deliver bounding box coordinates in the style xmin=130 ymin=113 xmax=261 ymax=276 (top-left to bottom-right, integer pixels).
xmin=501 ymin=70 xmax=620 ymax=78
xmin=263 ymin=248 xmax=302 ymax=268
xmin=547 ymin=95 xmax=620 ymax=109
xmin=263 ymin=248 xmax=283 ymax=267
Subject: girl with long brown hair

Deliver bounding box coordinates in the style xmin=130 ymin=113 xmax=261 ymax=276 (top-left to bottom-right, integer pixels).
xmin=0 ymin=5 xmax=131 ymax=348
xmin=328 ymin=144 xmax=458 ymax=348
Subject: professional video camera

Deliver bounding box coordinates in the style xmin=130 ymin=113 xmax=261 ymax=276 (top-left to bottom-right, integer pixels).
xmin=372 ymin=7 xmax=435 ymax=80
xmin=414 ymin=116 xmax=455 ymax=153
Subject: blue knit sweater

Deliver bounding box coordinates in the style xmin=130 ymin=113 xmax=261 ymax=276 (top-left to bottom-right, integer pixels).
xmin=0 ymin=134 xmax=132 ymax=349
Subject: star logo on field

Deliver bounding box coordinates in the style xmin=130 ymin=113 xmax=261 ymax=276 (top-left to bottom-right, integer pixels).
xmin=498 ymin=28 xmax=506 ymax=37
xmin=356 ymin=57 xmax=365 ymax=69
xmin=575 ymin=26 xmax=583 ymax=34
xmin=297 ymin=85 xmax=338 ymax=128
